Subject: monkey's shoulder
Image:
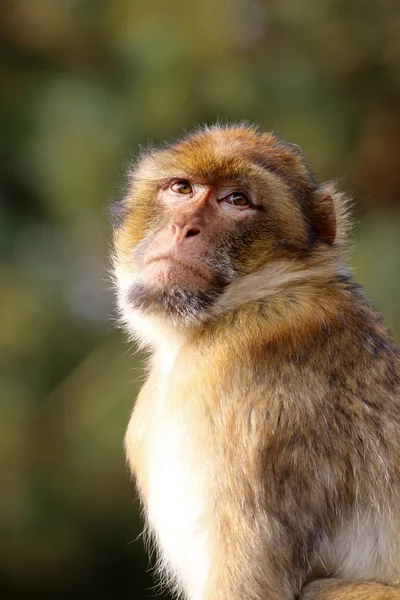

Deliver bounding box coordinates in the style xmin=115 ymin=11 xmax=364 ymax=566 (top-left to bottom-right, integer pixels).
xmin=210 ymin=283 xmax=400 ymax=387
xmin=184 ymin=286 xmax=400 ymax=434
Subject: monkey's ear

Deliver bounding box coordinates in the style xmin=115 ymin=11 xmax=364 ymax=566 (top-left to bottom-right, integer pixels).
xmin=310 ymin=191 xmax=337 ymax=245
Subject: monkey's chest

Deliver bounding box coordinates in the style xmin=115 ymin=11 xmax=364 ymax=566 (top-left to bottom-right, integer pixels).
xmin=145 ymin=410 xmax=212 ymax=597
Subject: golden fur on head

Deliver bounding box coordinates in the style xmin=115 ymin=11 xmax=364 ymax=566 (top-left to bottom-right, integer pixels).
xmin=113 ymin=123 xmax=350 ymax=258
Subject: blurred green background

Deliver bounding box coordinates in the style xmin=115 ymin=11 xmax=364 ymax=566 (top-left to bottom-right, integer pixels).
xmin=1 ymin=0 xmax=399 ymax=598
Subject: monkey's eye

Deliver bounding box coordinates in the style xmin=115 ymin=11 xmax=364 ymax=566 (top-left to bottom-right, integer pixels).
xmin=225 ymin=192 xmax=250 ymax=207
xmin=170 ymin=180 xmax=193 ymax=195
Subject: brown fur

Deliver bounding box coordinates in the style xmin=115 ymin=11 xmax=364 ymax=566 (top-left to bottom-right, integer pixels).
xmin=113 ymin=124 xmax=400 ymax=599
xmin=303 ymin=579 xmax=400 ymax=599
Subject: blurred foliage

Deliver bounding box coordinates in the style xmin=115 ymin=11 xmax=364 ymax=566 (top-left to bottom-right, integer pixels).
xmin=0 ymin=0 xmax=399 ymax=598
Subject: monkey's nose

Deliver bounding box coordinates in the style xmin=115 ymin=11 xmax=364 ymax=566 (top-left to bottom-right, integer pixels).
xmin=171 ymin=222 xmax=202 ymax=242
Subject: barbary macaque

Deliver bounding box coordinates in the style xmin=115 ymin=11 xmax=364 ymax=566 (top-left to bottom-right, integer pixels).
xmin=112 ymin=124 xmax=400 ymax=600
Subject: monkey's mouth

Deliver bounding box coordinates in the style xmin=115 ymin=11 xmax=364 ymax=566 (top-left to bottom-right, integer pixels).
xmin=142 ymin=256 xmax=212 ymax=289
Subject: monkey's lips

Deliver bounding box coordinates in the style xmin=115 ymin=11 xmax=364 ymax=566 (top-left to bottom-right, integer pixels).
xmin=142 ymin=256 xmax=212 ymax=289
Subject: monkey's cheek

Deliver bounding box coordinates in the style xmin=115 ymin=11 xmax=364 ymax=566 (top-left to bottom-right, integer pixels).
xmin=142 ymin=260 xmax=211 ymax=290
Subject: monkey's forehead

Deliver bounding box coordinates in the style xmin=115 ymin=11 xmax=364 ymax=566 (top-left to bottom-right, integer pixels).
xmin=132 ymin=126 xmax=312 ymax=188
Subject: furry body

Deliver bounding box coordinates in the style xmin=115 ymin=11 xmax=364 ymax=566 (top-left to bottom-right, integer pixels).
xmin=113 ymin=125 xmax=400 ymax=599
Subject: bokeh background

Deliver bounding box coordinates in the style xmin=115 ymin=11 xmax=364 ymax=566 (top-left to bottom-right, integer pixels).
xmin=1 ymin=1 xmax=400 ymax=598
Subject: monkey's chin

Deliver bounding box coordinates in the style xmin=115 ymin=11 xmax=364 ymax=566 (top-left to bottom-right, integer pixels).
xmin=126 ymin=279 xmax=224 ymax=324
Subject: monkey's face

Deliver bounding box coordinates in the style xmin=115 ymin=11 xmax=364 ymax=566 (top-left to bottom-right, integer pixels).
xmin=113 ymin=126 xmax=337 ymax=326
xmin=114 ymin=179 xmax=255 ymax=323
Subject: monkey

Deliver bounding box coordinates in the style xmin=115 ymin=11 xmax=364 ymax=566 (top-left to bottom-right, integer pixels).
xmin=111 ymin=124 xmax=400 ymax=600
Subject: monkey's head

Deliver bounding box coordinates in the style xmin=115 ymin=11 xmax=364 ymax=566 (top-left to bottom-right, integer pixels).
xmin=112 ymin=124 xmax=348 ymax=338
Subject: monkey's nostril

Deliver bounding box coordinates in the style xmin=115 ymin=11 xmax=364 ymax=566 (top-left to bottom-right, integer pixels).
xmin=185 ymin=228 xmax=200 ymax=238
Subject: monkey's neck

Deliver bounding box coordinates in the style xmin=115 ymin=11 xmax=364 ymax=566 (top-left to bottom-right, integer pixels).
xmin=199 ymin=275 xmax=350 ymax=350
xmin=144 ymin=270 xmax=354 ymax=374
xmin=208 ymin=254 xmax=347 ymax=320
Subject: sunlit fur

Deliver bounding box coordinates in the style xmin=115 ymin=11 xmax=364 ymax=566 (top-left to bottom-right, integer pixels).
xmin=112 ymin=124 xmax=400 ymax=600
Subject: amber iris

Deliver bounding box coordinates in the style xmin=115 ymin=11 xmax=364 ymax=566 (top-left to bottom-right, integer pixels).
xmin=226 ymin=192 xmax=250 ymax=206
xmin=171 ymin=180 xmax=193 ymax=195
